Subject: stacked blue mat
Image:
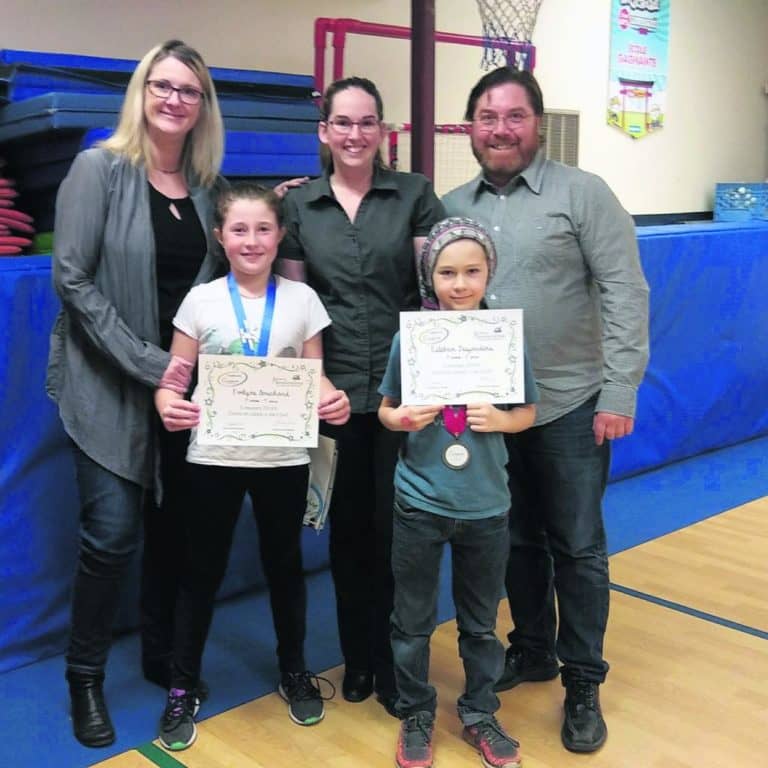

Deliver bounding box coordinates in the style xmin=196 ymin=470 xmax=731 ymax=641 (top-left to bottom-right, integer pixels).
xmin=0 ymin=49 xmax=322 ymax=231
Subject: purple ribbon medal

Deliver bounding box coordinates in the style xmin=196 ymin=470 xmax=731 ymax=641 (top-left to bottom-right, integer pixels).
xmin=441 ymin=405 xmax=470 ymax=470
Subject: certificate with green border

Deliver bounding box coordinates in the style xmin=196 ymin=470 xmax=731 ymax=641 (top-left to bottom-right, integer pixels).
xmin=400 ymin=309 xmax=524 ymax=405
xmin=197 ymin=355 xmax=321 ymax=447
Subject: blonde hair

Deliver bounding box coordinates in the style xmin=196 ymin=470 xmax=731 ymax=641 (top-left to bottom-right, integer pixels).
xmin=100 ymin=40 xmax=224 ymax=187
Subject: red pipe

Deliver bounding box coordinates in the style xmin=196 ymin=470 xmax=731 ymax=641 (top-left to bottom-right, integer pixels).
xmin=314 ymin=17 xmax=533 ymax=96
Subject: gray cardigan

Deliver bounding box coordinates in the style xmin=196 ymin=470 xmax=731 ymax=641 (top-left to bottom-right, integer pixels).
xmin=46 ymin=148 xmax=226 ymax=489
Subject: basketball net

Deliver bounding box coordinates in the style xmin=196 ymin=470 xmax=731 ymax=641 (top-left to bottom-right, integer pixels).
xmin=476 ymin=0 xmax=542 ymax=69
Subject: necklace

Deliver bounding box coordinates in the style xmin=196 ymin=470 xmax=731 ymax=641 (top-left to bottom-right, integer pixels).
xmin=156 ymin=166 xmax=182 ymax=175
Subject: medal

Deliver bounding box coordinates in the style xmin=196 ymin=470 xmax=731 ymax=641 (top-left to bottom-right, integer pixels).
xmin=441 ymin=405 xmax=470 ymax=470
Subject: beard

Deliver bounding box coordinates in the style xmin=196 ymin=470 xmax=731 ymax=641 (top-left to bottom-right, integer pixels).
xmin=470 ymin=138 xmax=539 ymax=186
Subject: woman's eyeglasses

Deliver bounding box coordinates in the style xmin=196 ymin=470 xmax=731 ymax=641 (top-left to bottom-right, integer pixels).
xmin=326 ymin=117 xmax=381 ymax=135
xmin=146 ymin=79 xmax=204 ymax=105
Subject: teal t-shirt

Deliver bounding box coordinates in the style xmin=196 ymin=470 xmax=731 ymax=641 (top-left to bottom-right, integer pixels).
xmin=379 ymin=331 xmax=539 ymax=520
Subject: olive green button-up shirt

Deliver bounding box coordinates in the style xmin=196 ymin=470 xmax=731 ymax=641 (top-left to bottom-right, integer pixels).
xmin=443 ymin=151 xmax=649 ymax=425
xmin=279 ymin=168 xmax=445 ymax=412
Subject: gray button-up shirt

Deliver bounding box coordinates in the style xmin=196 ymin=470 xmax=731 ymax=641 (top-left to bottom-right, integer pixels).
xmin=443 ymin=151 xmax=649 ymax=425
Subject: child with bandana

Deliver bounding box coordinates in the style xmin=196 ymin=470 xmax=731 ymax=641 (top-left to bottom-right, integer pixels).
xmin=378 ymin=217 xmax=539 ymax=768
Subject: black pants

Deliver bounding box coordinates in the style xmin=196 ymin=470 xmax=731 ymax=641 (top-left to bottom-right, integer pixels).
xmin=323 ymin=413 xmax=401 ymax=694
xmin=170 ymin=463 xmax=310 ymax=689
xmin=140 ymin=427 xmax=190 ymax=670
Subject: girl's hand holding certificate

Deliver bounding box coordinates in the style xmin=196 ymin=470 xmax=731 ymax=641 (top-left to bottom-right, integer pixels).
xmin=318 ymin=381 xmax=351 ymax=426
xmin=155 ymin=390 xmax=200 ymax=432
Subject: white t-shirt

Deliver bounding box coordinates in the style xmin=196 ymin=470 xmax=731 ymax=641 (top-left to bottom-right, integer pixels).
xmin=174 ymin=274 xmax=331 ymax=468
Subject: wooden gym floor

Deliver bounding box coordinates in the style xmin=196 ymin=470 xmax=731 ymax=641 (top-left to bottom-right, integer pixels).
xmin=93 ymin=496 xmax=768 ymax=768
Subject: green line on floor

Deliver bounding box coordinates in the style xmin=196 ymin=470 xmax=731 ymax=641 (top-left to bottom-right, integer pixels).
xmin=136 ymin=742 xmax=187 ymax=768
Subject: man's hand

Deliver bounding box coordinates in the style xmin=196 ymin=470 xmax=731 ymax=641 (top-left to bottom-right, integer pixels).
xmin=593 ymin=412 xmax=634 ymax=446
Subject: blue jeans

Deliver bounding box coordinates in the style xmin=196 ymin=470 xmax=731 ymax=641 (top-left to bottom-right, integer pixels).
xmin=391 ymin=503 xmax=508 ymax=724
xmin=504 ymin=395 xmax=611 ymax=683
xmin=67 ymin=443 xmax=145 ymax=673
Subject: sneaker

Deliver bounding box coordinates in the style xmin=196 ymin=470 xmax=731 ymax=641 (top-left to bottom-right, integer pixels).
xmin=462 ymin=716 xmax=522 ymax=768
xmin=278 ymin=671 xmax=334 ymax=726
xmin=561 ymin=680 xmax=607 ymax=753
xmin=158 ymin=688 xmax=197 ymax=751
xmin=396 ymin=711 xmax=434 ymax=768
xmin=494 ymin=647 xmax=559 ymax=692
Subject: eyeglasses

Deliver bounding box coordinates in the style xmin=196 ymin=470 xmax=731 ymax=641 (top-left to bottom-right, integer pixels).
xmin=325 ymin=117 xmax=381 ymax=135
xmin=473 ymin=112 xmax=534 ymax=131
xmin=146 ymin=79 xmax=204 ymax=105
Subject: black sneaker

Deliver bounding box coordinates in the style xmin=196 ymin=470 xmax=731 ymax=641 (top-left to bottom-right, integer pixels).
xmin=561 ymin=680 xmax=607 ymax=753
xmin=396 ymin=711 xmax=434 ymax=768
xmin=494 ymin=647 xmax=559 ymax=692
xmin=462 ymin=715 xmax=522 ymax=768
xmin=158 ymin=687 xmax=197 ymax=751
xmin=278 ymin=671 xmax=334 ymax=726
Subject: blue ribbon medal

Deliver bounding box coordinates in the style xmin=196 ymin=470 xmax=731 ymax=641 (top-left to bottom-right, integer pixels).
xmin=227 ymin=272 xmax=276 ymax=356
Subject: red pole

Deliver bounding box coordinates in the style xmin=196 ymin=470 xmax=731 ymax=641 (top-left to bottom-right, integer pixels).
xmin=314 ymin=18 xmax=331 ymax=97
xmin=411 ymin=1 xmax=435 ymax=180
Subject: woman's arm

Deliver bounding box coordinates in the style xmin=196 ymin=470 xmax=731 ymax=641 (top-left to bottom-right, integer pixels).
xmin=53 ymin=150 xmax=170 ymax=386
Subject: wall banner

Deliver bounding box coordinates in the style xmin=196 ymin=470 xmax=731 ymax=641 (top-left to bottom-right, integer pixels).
xmin=607 ymin=0 xmax=670 ymax=140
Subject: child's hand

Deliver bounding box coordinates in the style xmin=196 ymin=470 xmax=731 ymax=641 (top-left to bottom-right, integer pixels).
xmin=466 ymin=402 xmax=506 ymax=432
xmin=157 ymin=396 xmax=200 ymax=432
xmin=319 ymin=388 xmax=350 ymax=425
xmin=395 ymin=404 xmax=442 ymax=432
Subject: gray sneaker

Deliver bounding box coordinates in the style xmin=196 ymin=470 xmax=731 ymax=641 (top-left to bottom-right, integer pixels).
xmin=396 ymin=711 xmax=434 ymax=768
xmin=158 ymin=687 xmax=197 ymax=751
xmin=278 ymin=671 xmax=334 ymax=726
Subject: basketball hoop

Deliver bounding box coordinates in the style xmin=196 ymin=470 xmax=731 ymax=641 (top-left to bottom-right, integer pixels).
xmin=476 ymin=0 xmax=542 ymax=70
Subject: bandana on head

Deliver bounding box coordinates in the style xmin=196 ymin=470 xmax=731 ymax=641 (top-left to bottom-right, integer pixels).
xmin=418 ymin=216 xmax=497 ymax=309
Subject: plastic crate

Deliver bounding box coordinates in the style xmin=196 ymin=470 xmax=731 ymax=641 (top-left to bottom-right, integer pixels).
xmin=713 ymin=183 xmax=768 ymax=222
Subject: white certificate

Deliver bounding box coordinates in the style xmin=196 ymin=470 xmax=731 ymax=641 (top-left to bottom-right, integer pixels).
xmin=400 ymin=309 xmax=525 ymax=405
xmin=196 ymin=354 xmax=321 ymax=447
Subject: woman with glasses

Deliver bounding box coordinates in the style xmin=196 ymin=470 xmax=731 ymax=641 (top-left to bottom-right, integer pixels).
xmin=278 ymin=77 xmax=444 ymax=714
xmin=47 ymin=40 xmax=225 ymax=747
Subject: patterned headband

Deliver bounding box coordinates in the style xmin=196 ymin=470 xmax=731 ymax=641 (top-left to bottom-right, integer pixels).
xmin=418 ymin=216 xmax=497 ymax=309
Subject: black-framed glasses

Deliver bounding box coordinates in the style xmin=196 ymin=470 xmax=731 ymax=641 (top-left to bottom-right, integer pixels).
xmin=473 ymin=112 xmax=534 ymax=132
xmin=146 ymin=79 xmax=204 ymax=105
xmin=326 ymin=117 xmax=381 ymax=135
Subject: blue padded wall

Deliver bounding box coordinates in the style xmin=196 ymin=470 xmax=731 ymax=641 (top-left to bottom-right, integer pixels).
xmin=1 ymin=222 xmax=767 ymax=673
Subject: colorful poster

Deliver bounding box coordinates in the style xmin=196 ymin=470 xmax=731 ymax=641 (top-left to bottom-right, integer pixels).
xmin=607 ymin=0 xmax=670 ymax=139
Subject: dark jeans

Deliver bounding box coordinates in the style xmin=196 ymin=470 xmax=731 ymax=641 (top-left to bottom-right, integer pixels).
xmin=170 ymin=463 xmax=309 ymax=689
xmin=323 ymin=413 xmax=400 ymax=693
xmin=504 ymin=395 xmax=611 ymax=683
xmin=391 ymin=504 xmax=508 ymax=724
xmin=140 ymin=426 xmax=190 ymax=669
xmin=67 ymin=443 xmax=146 ymax=674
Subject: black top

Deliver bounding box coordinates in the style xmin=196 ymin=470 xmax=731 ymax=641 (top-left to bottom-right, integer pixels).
xmin=149 ymin=183 xmax=207 ymax=350
xmin=279 ymin=167 xmax=444 ymax=412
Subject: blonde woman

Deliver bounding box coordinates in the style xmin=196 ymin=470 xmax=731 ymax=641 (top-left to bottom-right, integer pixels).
xmin=47 ymin=40 xmax=225 ymax=747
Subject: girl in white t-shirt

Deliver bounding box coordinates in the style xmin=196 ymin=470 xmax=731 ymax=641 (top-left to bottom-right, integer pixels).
xmin=153 ymin=182 xmax=349 ymax=750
